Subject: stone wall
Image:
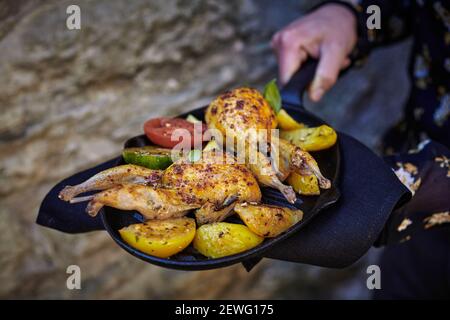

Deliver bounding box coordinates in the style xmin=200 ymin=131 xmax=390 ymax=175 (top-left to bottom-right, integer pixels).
xmin=0 ymin=0 xmax=410 ymax=299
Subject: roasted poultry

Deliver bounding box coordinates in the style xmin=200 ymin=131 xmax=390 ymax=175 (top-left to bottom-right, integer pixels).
xmin=85 ymin=184 xmax=200 ymax=219
xmin=205 ymin=87 xmax=331 ymax=203
xmin=56 ymin=87 xmax=338 ymax=259
xmin=276 ymin=138 xmax=330 ymax=189
xmin=59 ymin=164 xmax=162 ymax=202
xmin=59 ymin=151 xmax=261 ymax=223
xmin=58 ymin=88 xmax=324 ymax=242
xmin=58 ymin=164 xmax=188 ymax=219
xmin=162 ymin=150 xmax=261 ymax=224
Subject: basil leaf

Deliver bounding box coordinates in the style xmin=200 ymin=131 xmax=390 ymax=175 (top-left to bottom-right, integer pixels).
xmin=263 ymin=79 xmax=281 ymax=114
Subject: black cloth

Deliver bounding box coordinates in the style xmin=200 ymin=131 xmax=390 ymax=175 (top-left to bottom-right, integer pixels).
xmin=37 ymin=158 xmax=118 ymax=233
xmin=374 ymin=225 xmax=450 ymax=299
xmin=36 ymin=132 xmax=411 ymax=268
xmin=244 ymin=140 xmax=450 ymax=271
xmin=261 ymin=134 xmax=412 ymax=267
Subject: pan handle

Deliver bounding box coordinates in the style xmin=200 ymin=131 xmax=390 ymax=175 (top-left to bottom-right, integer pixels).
xmin=280 ymin=59 xmax=318 ymax=109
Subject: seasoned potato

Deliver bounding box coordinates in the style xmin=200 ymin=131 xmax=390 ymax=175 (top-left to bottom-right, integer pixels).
xmin=280 ymin=125 xmax=337 ymax=151
xmin=235 ymin=203 xmax=303 ymax=238
xmin=119 ymin=217 xmax=196 ymax=258
xmin=193 ymin=222 xmax=263 ymax=258
xmin=287 ymin=172 xmax=320 ymax=195
xmin=276 ymin=109 xmax=305 ymax=130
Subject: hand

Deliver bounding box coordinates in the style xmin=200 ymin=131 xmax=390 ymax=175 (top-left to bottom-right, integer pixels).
xmin=271 ymin=4 xmax=357 ymax=102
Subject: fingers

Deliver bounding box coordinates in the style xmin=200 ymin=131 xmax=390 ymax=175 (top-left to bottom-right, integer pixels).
xmin=279 ymin=47 xmax=308 ymax=85
xmin=342 ymin=57 xmax=351 ymax=69
xmin=309 ymin=42 xmax=348 ymax=102
xmin=271 ymin=31 xmax=308 ymax=85
xmin=272 ymin=24 xmax=351 ymax=100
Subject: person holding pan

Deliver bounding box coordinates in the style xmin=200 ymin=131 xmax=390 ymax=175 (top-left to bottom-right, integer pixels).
xmin=271 ymin=0 xmax=450 ymax=299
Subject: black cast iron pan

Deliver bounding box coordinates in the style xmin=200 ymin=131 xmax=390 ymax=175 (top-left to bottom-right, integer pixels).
xmin=101 ymin=59 xmax=341 ymax=270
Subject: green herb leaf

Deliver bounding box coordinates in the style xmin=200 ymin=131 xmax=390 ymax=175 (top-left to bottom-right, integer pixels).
xmin=188 ymin=149 xmax=202 ymax=163
xmin=263 ymin=79 xmax=281 ymax=114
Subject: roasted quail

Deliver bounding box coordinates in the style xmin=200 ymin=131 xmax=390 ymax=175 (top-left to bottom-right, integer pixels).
xmin=205 ymin=87 xmax=331 ymax=202
xmin=59 ymin=151 xmax=261 ymax=223
xmin=59 ymin=164 xmax=162 ymax=202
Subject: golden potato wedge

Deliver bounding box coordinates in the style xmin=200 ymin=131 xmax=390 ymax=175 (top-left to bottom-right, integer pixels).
xmin=193 ymin=222 xmax=263 ymax=258
xmin=287 ymin=172 xmax=320 ymax=196
xmin=280 ymin=125 xmax=337 ymax=151
xmin=234 ymin=203 xmax=303 ymax=238
xmin=276 ymin=109 xmax=306 ymax=130
xmin=119 ymin=217 xmax=196 ymax=258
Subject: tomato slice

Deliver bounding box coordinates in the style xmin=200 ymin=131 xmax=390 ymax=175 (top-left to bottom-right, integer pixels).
xmin=143 ymin=117 xmax=206 ymax=148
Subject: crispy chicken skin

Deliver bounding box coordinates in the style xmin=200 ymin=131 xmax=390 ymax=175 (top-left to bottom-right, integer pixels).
xmin=59 ymin=164 xmax=162 ymax=201
xmin=162 ymin=151 xmax=261 ymax=206
xmin=277 ymin=139 xmax=331 ymax=188
xmin=193 ymin=196 xmax=238 ymax=225
xmin=86 ymin=184 xmax=201 ymax=219
xmin=245 ymin=150 xmax=296 ymax=203
xmin=163 ymin=151 xmax=262 ymax=224
xmin=205 ymin=87 xmax=277 ymax=143
xmin=61 ymin=151 xmax=262 ymax=223
xmin=205 ymin=87 xmax=330 ymax=202
xmin=205 ymin=87 xmax=296 ymax=202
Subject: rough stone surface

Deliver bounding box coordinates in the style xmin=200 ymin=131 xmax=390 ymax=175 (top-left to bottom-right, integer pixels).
xmin=0 ymin=0 xmax=410 ymax=299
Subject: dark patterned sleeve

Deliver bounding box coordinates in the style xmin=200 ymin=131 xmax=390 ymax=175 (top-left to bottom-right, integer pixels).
xmin=321 ymin=0 xmax=414 ymax=63
xmin=375 ymin=140 xmax=450 ymax=246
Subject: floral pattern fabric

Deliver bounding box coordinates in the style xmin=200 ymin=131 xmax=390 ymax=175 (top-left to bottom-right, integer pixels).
xmin=376 ymin=140 xmax=450 ymax=244
xmin=326 ymin=1 xmax=450 ymax=243
xmin=349 ymin=0 xmax=450 ymax=153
